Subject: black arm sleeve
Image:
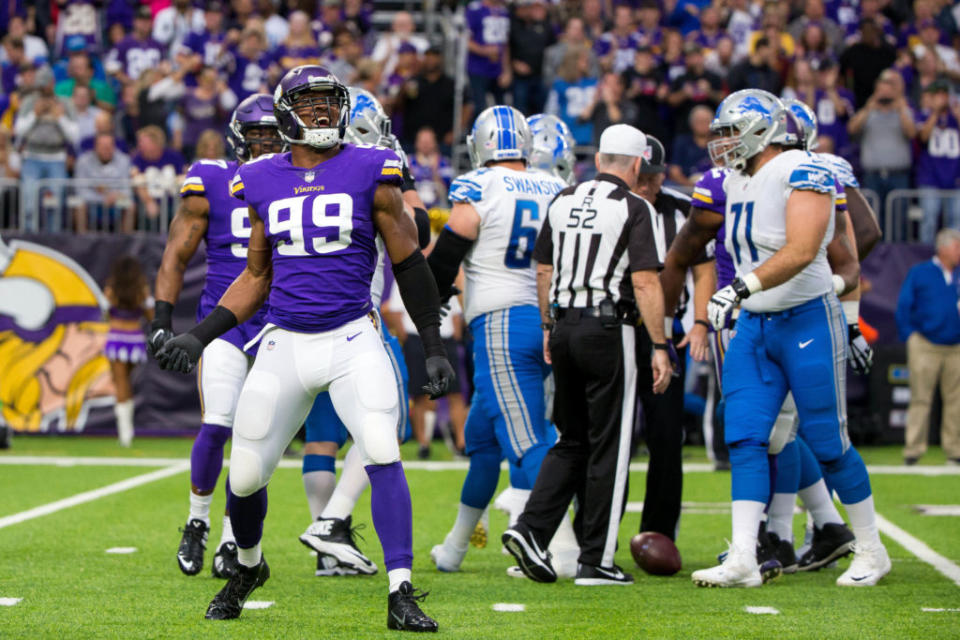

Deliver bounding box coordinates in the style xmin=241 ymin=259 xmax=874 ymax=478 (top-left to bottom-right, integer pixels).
xmin=187 ymin=305 xmax=238 ymax=347
xmin=413 ymin=206 xmax=431 ymax=249
xmin=401 ymin=163 xmax=416 ymax=193
xmin=393 ymin=249 xmax=445 ymax=358
xmin=152 ymin=300 xmax=174 ymax=331
xmin=426 ymin=226 xmax=473 ymax=299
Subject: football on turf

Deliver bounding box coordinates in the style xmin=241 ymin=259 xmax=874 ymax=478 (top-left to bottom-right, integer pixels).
xmin=630 ymin=532 xmax=681 ymax=576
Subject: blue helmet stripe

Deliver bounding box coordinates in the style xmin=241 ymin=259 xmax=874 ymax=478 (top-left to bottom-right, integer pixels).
xmin=504 ymin=107 xmax=515 ymax=150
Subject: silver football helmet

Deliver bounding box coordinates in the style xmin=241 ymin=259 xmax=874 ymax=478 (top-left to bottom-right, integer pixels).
xmin=345 ymin=86 xmax=392 ymax=147
xmin=781 ymin=98 xmax=819 ymax=151
xmin=467 ymin=105 xmax=532 ymax=168
xmin=527 ymin=113 xmax=576 ymax=185
xmin=708 ymin=89 xmax=785 ymax=171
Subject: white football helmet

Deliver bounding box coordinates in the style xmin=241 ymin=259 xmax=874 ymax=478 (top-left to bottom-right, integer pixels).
xmin=707 ymin=89 xmax=785 ymax=171
xmin=467 ymin=105 xmax=532 ymax=169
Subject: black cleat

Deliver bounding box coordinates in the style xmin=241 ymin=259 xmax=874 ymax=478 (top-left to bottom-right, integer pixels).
xmin=502 ymin=526 xmax=557 ymax=583
xmin=574 ymin=563 xmax=634 ymax=586
xmin=177 ymin=519 xmax=209 ymax=576
xmin=212 ymin=541 xmax=239 ymax=579
xmin=205 ymin=556 xmax=270 ymax=620
xmin=756 ymin=523 xmax=782 ymax=583
xmin=387 ymin=582 xmax=438 ymax=632
xmin=299 ymin=516 xmax=378 ymax=575
xmin=797 ymin=523 xmax=855 ymax=572
xmin=766 ymin=531 xmax=798 ymax=574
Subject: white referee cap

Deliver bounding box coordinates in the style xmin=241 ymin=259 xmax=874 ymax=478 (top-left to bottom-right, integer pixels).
xmin=598 ymin=124 xmax=647 ymax=158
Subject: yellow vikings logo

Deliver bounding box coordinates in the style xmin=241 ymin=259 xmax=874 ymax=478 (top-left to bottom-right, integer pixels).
xmin=0 ymin=236 xmax=114 ymax=432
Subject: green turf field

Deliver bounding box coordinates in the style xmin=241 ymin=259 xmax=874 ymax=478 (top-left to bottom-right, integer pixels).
xmin=1 ymin=437 xmax=959 ymax=639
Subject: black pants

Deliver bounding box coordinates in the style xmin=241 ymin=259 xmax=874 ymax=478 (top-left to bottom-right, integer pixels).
xmin=636 ymin=327 xmax=685 ymax=540
xmin=518 ymin=313 xmax=636 ymax=568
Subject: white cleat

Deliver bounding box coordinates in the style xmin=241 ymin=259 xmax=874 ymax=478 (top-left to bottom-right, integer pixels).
xmin=506 ymin=566 xmax=525 ymax=578
xmin=430 ymin=537 xmax=467 ymax=573
xmin=836 ymin=542 xmax=891 ymax=586
xmin=692 ymin=544 xmax=763 ymax=588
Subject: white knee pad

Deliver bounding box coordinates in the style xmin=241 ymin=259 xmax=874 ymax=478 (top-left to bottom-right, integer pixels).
xmin=768 ymin=393 xmax=799 ymax=455
xmin=359 ymin=412 xmax=401 ymax=465
xmin=200 ymin=340 xmax=250 ymax=427
xmin=229 ymin=447 xmax=266 ymax=497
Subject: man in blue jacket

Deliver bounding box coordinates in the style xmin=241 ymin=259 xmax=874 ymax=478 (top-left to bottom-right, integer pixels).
xmin=896 ymin=228 xmax=960 ymax=465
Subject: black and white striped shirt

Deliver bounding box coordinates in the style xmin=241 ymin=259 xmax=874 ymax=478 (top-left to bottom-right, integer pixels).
xmin=655 ymin=186 xmax=714 ymax=319
xmin=532 ymin=173 xmax=665 ymax=309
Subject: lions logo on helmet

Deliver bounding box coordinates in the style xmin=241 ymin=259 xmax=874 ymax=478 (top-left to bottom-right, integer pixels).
xmin=227 ymin=93 xmax=286 ymax=163
xmin=345 ymin=87 xmax=392 ymax=147
xmin=467 ymin=105 xmax=532 ymax=169
xmin=273 ymin=65 xmax=350 ymax=150
xmin=527 ymin=113 xmax=577 ymax=185
xmin=781 ymin=98 xmax=819 ymax=151
xmin=708 ymin=89 xmax=785 ymax=172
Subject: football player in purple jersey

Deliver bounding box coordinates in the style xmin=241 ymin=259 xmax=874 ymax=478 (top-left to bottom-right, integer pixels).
xmin=148 ymin=93 xmax=284 ymax=581
xmin=157 ymin=66 xmax=451 ymax=631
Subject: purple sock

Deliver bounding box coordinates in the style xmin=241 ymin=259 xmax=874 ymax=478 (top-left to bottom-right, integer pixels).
xmin=190 ymin=423 xmax=231 ymax=492
xmin=227 ymin=483 xmax=268 ymax=549
xmin=365 ymin=461 xmax=413 ymax=572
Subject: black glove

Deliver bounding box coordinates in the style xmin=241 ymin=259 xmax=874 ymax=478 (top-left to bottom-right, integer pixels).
xmin=156 ymin=333 xmax=205 ymax=374
xmin=847 ymin=323 xmax=873 ymax=375
xmin=439 ymin=285 xmax=461 ymax=318
xmin=423 ymin=355 xmax=455 ymax=399
xmin=146 ymin=326 xmax=175 ymax=360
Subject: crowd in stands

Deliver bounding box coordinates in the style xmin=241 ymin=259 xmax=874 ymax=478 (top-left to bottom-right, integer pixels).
xmin=0 ymin=0 xmax=958 ymax=238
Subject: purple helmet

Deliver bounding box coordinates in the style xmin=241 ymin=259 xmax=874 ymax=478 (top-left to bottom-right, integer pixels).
xmin=273 ymin=65 xmax=350 ymax=150
xmin=227 ymin=93 xmax=284 ymax=163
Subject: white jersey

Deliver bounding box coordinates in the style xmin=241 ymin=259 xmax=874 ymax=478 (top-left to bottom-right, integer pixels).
xmin=816 ymin=152 xmax=859 ymax=189
xmin=448 ymin=165 xmax=567 ymax=323
xmin=724 ymin=149 xmax=837 ymax=313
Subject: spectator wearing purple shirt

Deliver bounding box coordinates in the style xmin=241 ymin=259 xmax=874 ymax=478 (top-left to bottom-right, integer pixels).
xmin=55 ymin=0 xmax=103 ymax=56
xmin=915 ymin=81 xmax=960 ymax=243
xmin=0 ymin=14 xmax=48 ymax=66
xmin=275 ymin=11 xmax=324 ymax=72
xmin=106 ymin=6 xmax=165 ymax=86
xmin=594 ymin=5 xmax=642 ymax=74
xmin=686 ymin=6 xmax=726 ymax=57
xmin=465 ymin=0 xmax=511 ymax=120
xmin=341 ymin=0 xmax=374 ymax=37
xmin=178 ymin=67 xmax=237 ymax=161
xmin=131 ymin=125 xmax=185 ymax=222
xmin=811 ymin=57 xmax=856 ymax=156
xmin=636 ymin=0 xmax=665 ymax=54
xmin=225 ymin=27 xmax=274 ymax=103
xmin=787 ymin=0 xmax=844 ymax=53
xmin=0 ymin=37 xmax=26 ymax=96
xmin=408 ymin=127 xmax=453 ymax=210
xmin=382 ymin=42 xmax=420 ymax=139
xmin=177 ymin=2 xmax=229 ymax=84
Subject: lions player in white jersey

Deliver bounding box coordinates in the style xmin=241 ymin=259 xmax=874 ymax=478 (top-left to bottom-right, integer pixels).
xmin=426 ymin=106 xmax=576 ymax=575
xmin=687 ymin=90 xmax=889 ymax=588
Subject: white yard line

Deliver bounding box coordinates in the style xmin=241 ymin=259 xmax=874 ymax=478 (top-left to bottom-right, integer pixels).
xmin=492 ymin=603 xmax=526 ymax=612
xmin=3 ymin=455 xmax=959 ymax=475
xmin=0 ymin=463 xmax=188 ymax=530
xmin=243 ymin=601 xmax=274 ymax=610
xmin=876 ymin=513 xmax=960 ymax=587
xmin=744 ymin=606 xmax=780 ymax=615
xmin=913 ymin=505 xmax=960 ymax=516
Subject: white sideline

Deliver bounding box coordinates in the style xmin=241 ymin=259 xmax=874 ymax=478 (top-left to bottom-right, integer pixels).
xmin=2 ymin=456 xmax=960 ymax=475
xmin=0 ymin=463 xmax=188 ymax=531
xmin=876 ymin=513 xmax=960 ymax=587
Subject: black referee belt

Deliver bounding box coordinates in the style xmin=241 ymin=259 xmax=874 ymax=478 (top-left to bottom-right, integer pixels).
xmin=554 ymin=305 xmax=639 ymax=325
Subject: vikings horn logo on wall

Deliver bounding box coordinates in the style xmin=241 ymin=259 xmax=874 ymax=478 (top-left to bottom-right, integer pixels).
xmin=0 ymin=235 xmax=114 ymax=432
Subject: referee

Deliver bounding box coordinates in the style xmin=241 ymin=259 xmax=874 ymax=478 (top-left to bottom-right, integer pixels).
xmin=503 ymin=124 xmax=672 ymax=586
xmin=633 ymin=135 xmax=715 ymax=541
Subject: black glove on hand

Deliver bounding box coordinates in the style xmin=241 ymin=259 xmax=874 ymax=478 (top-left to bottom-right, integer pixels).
xmin=146 ymin=326 xmax=175 ymax=360
xmin=439 ymin=285 xmax=462 ymax=318
xmin=423 ymin=355 xmax=455 ymax=399
xmin=847 ymin=323 xmax=873 ymax=375
xmin=156 ymin=333 xmax=205 ymax=374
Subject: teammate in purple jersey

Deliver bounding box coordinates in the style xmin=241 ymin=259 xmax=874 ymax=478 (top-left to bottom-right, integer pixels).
xmin=156 ymin=65 xmax=451 ymax=631
xmin=147 ymin=94 xmax=284 ymax=581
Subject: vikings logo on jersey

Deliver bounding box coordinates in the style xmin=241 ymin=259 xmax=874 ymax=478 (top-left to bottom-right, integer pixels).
xmin=229 ymin=144 xmax=403 ymax=333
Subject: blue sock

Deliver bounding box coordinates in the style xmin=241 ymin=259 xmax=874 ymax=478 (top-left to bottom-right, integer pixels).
xmin=796 ymin=437 xmax=823 ymax=490
xmin=460 ymin=448 xmax=501 ymax=509
xmin=775 ymin=440 xmax=801 ymax=494
xmin=302 ymin=453 xmax=336 ymax=475
xmin=729 ymin=440 xmax=770 ymax=503
xmin=509 ymin=462 xmax=530 ymax=490
xmin=519 ymin=442 xmax=550 ymax=490
xmin=821 ymin=447 xmax=872 ymax=505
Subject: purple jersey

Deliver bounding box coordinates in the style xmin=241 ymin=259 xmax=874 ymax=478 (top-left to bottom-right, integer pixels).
xmin=813 ymin=88 xmax=855 ymax=153
xmin=229 ymin=145 xmax=404 ymax=332
xmin=691 ymin=167 xmax=735 ymax=289
xmin=182 ymin=31 xmax=227 ymax=67
xmin=466 ymin=1 xmax=509 ymax=78
xmin=180 ymin=159 xmax=268 ymax=353
xmin=227 ymin=49 xmax=272 ymax=102
xmin=636 ymin=25 xmax=664 ymax=52
xmin=274 ymin=43 xmax=325 ymax=70
xmin=594 ymin=32 xmax=643 ymax=73
xmin=107 ymin=36 xmax=165 ymax=81
xmin=408 ymin=154 xmax=453 ymax=209
xmin=915 ymin=110 xmax=960 ymax=189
